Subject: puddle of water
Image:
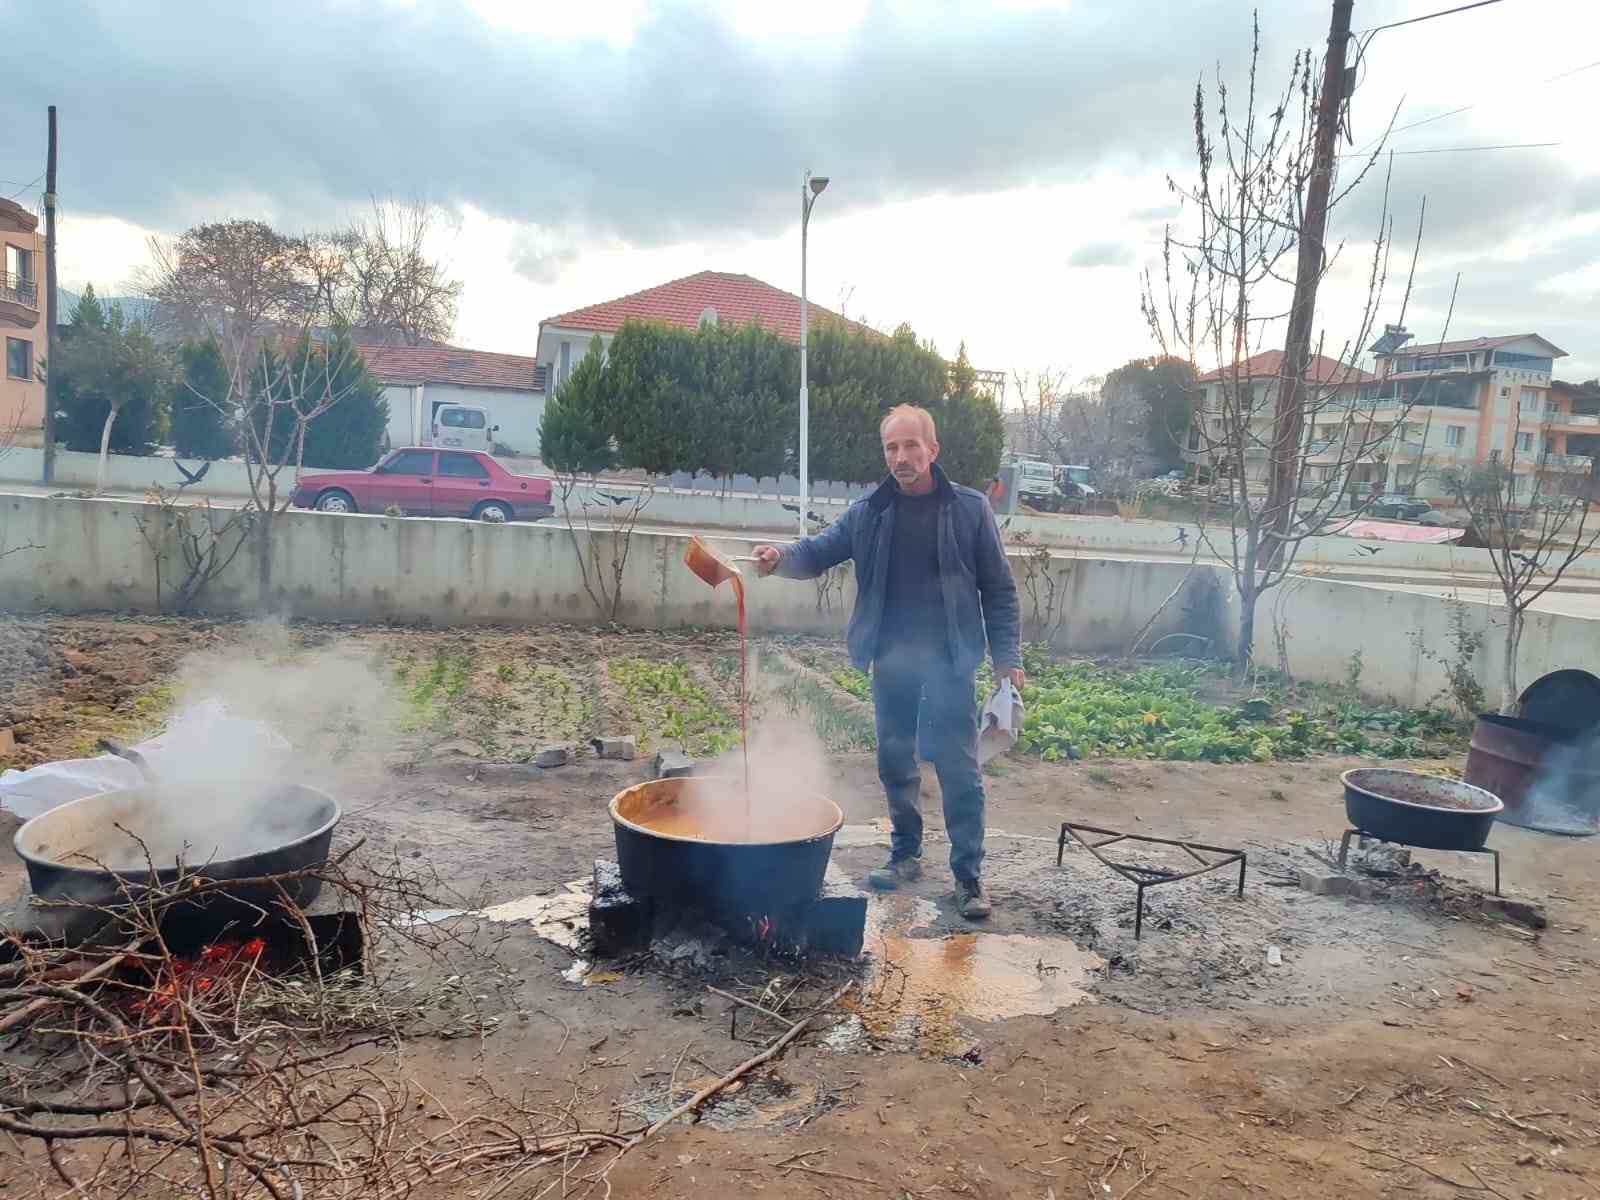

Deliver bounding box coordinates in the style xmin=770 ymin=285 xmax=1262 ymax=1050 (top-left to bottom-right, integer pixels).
xmin=849 ymin=893 xmax=1103 ymax=1056
xmin=480 ymin=880 xmax=592 ymax=952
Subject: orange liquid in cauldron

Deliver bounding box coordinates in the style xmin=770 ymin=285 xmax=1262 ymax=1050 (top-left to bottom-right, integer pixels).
xmin=624 ymin=779 xmax=836 ymax=844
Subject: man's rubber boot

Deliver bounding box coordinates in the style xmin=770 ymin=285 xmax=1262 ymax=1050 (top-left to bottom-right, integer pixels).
xmin=958 ymin=878 xmax=992 ymax=920
xmin=867 ymin=855 xmax=923 ymax=891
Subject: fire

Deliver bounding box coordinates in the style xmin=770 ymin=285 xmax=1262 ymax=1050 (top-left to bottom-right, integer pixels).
xmin=130 ymin=937 xmax=267 ymax=1022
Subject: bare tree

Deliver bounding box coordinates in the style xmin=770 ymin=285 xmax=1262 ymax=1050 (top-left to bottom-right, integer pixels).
xmin=143 ymin=224 xmax=371 ymax=606
xmin=320 ymin=199 xmax=462 ymax=346
xmin=1008 ymin=367 xmax=1069 ymax=459
xmin=141 ymin=220 xmax=317 ymax=346
xmin=1141 ymin=16 xmax=1434 ymax=677
xmin=1437 ymin=436 xmax=1600 ymax=712
xmin=1053 ymin=375 xmax=1152 ymax=497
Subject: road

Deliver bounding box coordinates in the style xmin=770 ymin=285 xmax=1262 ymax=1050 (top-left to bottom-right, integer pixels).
xmin=8 ymin=481 xmax=1597 ymax=616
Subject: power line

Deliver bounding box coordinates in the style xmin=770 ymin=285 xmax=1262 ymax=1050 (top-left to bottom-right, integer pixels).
xmin=1544 ymin=58 xmax=1600 ymax=84
xmin=1348 ymin=48 xmax=1594 ymax=157
xmin=1354 ymin=0 xmax=1507 ymax=36
xmin=1381 ymin=140 xmax=1560 ymax=155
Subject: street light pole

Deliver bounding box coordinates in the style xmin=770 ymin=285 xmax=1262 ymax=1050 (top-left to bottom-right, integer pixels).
xmin=798 ymin=170 xmax=828 ymax=538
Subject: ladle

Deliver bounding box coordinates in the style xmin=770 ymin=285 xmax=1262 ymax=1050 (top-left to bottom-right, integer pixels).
xmin=683 ymin=536 xmax=757 ymax=587
xmin=98 ymin=737 xmax=159 ymax=785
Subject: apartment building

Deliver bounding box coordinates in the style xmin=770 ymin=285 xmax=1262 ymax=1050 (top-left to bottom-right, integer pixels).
xmin=1184 ymin=349 xmax=1373 ymax=483
xmin=0 ymin=197 xmax=44 ymax=439
xmin=1356 ymin=329 xmax=1583 ymax=502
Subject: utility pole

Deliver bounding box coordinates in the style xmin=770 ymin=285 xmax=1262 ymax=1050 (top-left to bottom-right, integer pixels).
xmin=42 ymin=105 xmax=58 ymax=485
xmin=1262 ymin=0 xmax=1353 ymax=569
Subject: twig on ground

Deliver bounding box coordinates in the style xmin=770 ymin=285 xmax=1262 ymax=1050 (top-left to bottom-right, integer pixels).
xmin=707 ymin=985 xmax=798 ymax=1031
xmin=782 ymin=1162 xmax=891 ymax=1190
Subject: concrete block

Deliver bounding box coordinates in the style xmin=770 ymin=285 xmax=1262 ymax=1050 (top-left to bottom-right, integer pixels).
xmin=590 ymin=735 xmax=638 ymax=761
xmin=589 ymin=860 xmax=653 ymax=956
xmin=654 ymin=750 xmax=695 ymax=778
xmin=1297 ymin=869 xmax=1376 ymax=900
xmin=795 ymin=875 xmax=870 ymax=957
xmin=533 ymin=745 xmax=571 ymax=768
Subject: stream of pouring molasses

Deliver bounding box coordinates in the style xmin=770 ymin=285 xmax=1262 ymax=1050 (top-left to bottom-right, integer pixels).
xmin=731 ymin=572 xmax=750 ymax=824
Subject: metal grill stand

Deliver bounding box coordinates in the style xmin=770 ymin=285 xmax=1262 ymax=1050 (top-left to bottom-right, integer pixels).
xmin=1057 ymin=822 xmax=1247 ymax=939
xmin=1337 ymin=828 xmax=1501 ymax=896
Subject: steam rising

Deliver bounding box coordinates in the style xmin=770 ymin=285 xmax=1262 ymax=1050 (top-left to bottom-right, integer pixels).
xmin=1521 ymin=731 xmax=1600 ymax=836
xmin=105 ymin=623 xmax=406 ymax=863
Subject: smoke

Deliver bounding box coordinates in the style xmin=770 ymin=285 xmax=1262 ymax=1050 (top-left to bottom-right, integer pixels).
xmin=1521 ymin=730 xmax=1600 ymax=837
xmin=98 ymin=622 xmax=408 ymax=864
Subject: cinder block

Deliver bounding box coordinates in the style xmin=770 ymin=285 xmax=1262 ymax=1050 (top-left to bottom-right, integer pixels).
xmin=533 ymin=745 xmax=571 ymax=768
xmin=589 ymin=860 xmax=653 ymax=955
xmin=591 ymin=735 xmax=638 ymax=761
xmin=654 ymin=750 xmax=695 ymax=779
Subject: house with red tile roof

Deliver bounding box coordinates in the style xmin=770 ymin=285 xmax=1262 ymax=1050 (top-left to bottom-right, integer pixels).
xmin=356 ymin=340 xmax=550 ymax=457
xmin=536 ymin=270 xmax=860 ymax=393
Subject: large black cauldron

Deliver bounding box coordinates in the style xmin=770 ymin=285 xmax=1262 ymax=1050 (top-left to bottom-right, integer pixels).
xmin=1341 ymin=768 xmax=1502 ymax=851
xmin=610 ymin=777 xmax=842 ymax=920
xmin=14 ymin=784 xmax=340 ymax=945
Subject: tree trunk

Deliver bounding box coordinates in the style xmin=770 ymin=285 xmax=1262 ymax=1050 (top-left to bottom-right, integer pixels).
xmin=1500 ymin=606 xmax=1524 ymax=715
xmin=253 ymin=498 xmax=276 ymax=611
xmin=1234 ymin=581 xmax=1257 ymax=682
xmin=95 ymin=407 xmax=118 ymax=495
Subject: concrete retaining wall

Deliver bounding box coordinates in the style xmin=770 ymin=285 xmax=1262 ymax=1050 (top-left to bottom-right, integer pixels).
xmin=2 ymin=487 xmax=1594 ymax=708
xmin=8 ymin=448 xmax=1598 ymax=587
xmin=1245 ymin=573 xmax=1595 ymax=709
xmin=0 ymin=492 xmax=1212 ymax=657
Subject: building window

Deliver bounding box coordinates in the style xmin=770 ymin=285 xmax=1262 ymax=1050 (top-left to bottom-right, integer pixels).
xmin=1500 ymin=387 xmax=1510 ymax=398
xmin=5 ymin=336 xmax=29 ymax=380
xmin=559 ymin=340 xmax=572 ymax=386
xmin=1444 ymin=425 xmax=1464 ymax=447
xmin=4 ymin=245 xmax=32 ymax=284
xmin=1516 ymin=431 xmax=1534 ymax=453
xmin=1546 ymin=400 xmax=1560 ymax=417
xmin=1520 ymin=388 xmax=1543 ymax=413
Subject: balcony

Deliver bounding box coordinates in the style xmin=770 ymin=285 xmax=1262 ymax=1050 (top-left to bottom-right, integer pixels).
xmin=0 ymin=271 xmax=38 ymax=328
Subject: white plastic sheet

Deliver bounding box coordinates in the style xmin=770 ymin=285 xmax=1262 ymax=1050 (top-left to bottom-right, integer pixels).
xmin=0 ymin=699 xmax=290 ymax=822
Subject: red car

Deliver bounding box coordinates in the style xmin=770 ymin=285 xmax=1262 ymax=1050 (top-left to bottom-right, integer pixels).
xmin=292 ymin=449 xmax=554 ymax=523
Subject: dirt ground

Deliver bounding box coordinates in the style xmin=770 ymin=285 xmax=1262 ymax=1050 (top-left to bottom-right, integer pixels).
xmin=4 ymin=617 xmax=1600 ymax=1199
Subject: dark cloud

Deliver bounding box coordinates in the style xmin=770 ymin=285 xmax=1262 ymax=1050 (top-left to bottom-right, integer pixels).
xmin=1068 ymin=241 xmax=1134 ymax=268
xmin=5 ymin=0 xmax=1333 ymax=242
xmin=1400 ymin=228 xmax=1600 ymax=381
xmin=1336 ymin=147 xmax=1581 ymax=252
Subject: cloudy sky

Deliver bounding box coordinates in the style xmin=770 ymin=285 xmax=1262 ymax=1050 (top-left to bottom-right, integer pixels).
xmin=6 ymin=0 xmax=1598 ymax=385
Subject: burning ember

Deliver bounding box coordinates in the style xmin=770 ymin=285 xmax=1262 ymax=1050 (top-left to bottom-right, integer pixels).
xmin=130 ymin=937 xmax=266 ymax=1022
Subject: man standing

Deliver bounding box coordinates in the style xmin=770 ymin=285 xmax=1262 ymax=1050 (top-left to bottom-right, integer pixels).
xmin=754 ymin=405 xmax=1022 ymax=919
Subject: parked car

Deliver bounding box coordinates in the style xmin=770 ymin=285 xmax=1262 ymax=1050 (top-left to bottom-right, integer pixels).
xmin=292 ymin=449 xmax=554 ymax=522
xmin=430 ymin=403 xmax=498 ymax=453
xmin=1369 ymin=493 xmax=1435 ymax=522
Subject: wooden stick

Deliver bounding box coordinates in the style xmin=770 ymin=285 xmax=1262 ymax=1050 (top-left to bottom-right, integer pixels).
xmin=0 ymin=948 xmax=135 ymax=1036
xmin=783 ymin=1162 xmax=890 ymax=1190
xmin=643 ymin=981 xmax=851 ymax=1138
xmin=706 ymin=986 xmax=798 ymax=1030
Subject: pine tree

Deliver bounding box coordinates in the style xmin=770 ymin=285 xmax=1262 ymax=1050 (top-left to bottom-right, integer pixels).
xmin=539 ymin=338 xmax=616 ymax=481
xmin=172 ymin=337 xmax=236 ymax=459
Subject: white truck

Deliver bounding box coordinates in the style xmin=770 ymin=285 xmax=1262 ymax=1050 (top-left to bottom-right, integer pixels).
xmin=1006 ymin=456 xmax=1097 ymax=513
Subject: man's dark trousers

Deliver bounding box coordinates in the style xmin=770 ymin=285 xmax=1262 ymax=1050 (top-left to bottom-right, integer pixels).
xmin=871 ymin=649 xmax=984 ymax=884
